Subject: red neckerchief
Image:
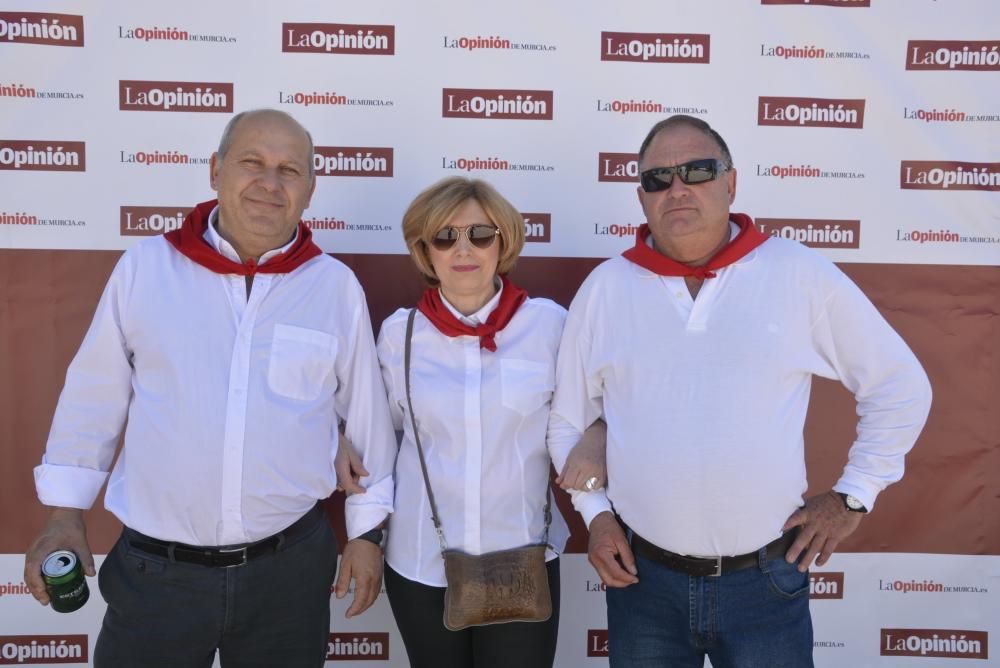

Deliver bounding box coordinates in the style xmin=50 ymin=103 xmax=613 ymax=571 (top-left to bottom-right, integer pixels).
xmin=416 ymin=276 xmax=528 ymax=352
xmin=164 ymin=199 xmax=322 ymax=276
xmin=621 ymin=213 xmax=768 ymax=279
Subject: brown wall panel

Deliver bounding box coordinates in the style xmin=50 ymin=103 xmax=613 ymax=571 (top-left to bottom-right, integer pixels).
xmin=1 ymin=249 xmax=997 ymax=556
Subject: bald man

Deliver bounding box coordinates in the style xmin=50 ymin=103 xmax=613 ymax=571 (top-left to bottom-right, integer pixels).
xmin=25 ymin=109 xmax=396 ymax=667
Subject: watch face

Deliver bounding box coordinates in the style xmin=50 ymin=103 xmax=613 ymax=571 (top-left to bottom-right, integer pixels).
xmin=845 ymin=494 xmax=864 ymax=510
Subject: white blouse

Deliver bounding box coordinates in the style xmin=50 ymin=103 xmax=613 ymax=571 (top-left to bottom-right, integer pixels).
xmin=377 ymin=288 xmax=570 ymax=586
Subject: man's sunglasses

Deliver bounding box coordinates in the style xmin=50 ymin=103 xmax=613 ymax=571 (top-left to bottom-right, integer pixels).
xmin=640 ymin=158 xmax=731 ymax=193
xmin=430 ymin=224 xmax=501 ymax=251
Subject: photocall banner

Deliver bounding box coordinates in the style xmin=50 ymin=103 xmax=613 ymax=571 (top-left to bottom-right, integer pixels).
xmin=1 ymin=1 xmax=997 ymax=666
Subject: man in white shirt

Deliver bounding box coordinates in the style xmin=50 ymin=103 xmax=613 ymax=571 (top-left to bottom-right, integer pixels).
xmin=23 ymin=109 xmax=396 ymax=667
xmin=547 ymin=115 xmax=932 ymax=667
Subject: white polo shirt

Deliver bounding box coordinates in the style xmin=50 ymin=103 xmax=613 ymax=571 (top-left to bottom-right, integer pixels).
xmin=548 ymin=235 xmax=932 ymax=557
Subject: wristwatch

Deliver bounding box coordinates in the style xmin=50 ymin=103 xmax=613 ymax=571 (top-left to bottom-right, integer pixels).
xmin=355 ymin=527 xmax=385 ymax=548
xmin=836 ymin=492 xmax=868 ymax=513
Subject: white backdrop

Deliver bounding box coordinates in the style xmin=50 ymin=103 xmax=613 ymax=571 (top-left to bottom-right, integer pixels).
xmin=2 ymin=2 xmax=997 ymax=263
xmin=1 ymin=1 xmax=998 ymax=666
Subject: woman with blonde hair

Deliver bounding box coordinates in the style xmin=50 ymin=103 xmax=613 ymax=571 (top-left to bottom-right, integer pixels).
xmin=353 ymin=176 xmax=605 ymax=668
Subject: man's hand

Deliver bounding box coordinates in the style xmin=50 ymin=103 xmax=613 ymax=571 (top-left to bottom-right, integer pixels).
xmin=23 ymin=508 xmax=95 ymax=606
xmin=334 ymin=430 xmax=368 ymax=496
xmin=556 ymin=419 xmax=607 ymax=491
xmin=587 ymin=511 xmax=638 ymax=587
xmin=782 ymin=491 xmax=863 ymax=572
xmin=334 ymin=538 xmax=383 ymax=618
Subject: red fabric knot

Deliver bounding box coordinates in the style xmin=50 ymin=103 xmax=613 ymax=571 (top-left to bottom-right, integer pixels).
xmin=621 ymin=213 xmax=768 ymax=279
xmin=416 ymin=276 xmax=528 ymax=352
xmin=164 ymin=199 xmax=322 ymax=276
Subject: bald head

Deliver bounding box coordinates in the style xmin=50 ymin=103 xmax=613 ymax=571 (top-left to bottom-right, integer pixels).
xmin=209 ymin=108 xmax=317 ymax=262
xmin=218 ymin=109 xmax=315 ymax=178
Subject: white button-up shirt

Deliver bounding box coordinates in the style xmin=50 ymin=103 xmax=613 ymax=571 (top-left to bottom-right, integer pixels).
xmin=548 ymin=234 xmax=932 ymax=558
xmin=376 ymin=288 xmax=570 ymax=586
xmin=35 ymin=208 xmax=396 ymax=545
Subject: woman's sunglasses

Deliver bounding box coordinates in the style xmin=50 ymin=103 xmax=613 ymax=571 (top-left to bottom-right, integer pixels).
xmin=430 ymin=224 xmax=501 ymax=251
xmin=640 ymin=158 xmax=731 ymax=193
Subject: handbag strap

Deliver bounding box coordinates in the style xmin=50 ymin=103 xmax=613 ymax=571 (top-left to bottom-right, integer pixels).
xmin=404 ymin=308 xmax=448 ymax=551
xmin=403 ymin=308 xmax=552 ymax=554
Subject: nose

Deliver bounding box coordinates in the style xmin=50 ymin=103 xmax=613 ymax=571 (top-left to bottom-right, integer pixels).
xmin=256 ymin=167 xmax=281 ymax=191
xmin=663 ymin=174 xmax=692 ymax=197
xmin=453 ymin=229 xmax=474 ymax=252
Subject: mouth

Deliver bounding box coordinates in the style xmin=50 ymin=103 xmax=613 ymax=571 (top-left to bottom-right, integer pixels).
xmin=665 ymin=205 xmax=695 ymax=214
xmin=451 ymin=265 xmax=479 ymax=273
xmin=244 ymin=196 xmax=284 ymax=210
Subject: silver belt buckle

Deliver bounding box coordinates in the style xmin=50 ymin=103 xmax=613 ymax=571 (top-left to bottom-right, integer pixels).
xmin=218 ymin=546 xmax=248 ymax=568
xmin=692 ymin=553 xmax=724 ymax=577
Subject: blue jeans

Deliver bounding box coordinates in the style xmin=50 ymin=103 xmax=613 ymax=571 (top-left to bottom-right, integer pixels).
xmin=606 ymin=549 xmax=813 ymax=668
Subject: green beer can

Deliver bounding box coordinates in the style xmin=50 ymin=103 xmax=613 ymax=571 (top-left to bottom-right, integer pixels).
xmin=42 ymin=550 xmax=89 ymax=613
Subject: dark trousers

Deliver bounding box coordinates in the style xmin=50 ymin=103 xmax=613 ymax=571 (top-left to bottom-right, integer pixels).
xmin=94 ymin=510 xmax=338 ymax=668
xmin=384 ymin=558 xmax=561 ymax=668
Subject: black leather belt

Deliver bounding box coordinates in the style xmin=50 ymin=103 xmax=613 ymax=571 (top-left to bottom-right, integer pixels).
xmin=127 ymin=503 xmax=324 ymax=568
xmin=628 ymin=525 xmax=799 ymax=577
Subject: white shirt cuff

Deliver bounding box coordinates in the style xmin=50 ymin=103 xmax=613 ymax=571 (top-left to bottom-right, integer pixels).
xmin=571 ymin=490 xmax=614 ymax=528
xmin=34 ymin=463 xmax=108 ymax=510
xmin=833 ymin=478 xmax=878 ymax=513
xmin=344 ymin=474 xmax=394 ymax=539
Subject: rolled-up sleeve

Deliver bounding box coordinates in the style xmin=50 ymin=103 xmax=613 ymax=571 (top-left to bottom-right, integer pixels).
xmin=35 ymin=255 xmax=135 ymax=509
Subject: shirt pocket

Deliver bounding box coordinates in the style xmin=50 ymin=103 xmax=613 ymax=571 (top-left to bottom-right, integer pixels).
xmin=268 ymin=323 xmax=338 ymax=402
xmin=500 ymin=358 xmax=554 ymax=416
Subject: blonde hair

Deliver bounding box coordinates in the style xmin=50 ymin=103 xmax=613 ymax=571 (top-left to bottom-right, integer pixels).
xmin=402 ymin=177 xmax=525 ymax=286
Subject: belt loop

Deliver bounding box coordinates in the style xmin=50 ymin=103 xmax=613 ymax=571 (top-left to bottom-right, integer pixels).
xmin=757 ymin=544 xmax=770 ymax=573
xmin=275 ymin=532 xmax=287 ymax=552
xmin=166 ymin=543 xmax=177 ymax=563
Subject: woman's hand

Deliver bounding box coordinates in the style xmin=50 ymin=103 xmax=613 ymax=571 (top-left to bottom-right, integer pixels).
xmin=335 ymin=429 xmax=369 ymax=496
xmin=556 ymin=419 xmax=607 ymax=491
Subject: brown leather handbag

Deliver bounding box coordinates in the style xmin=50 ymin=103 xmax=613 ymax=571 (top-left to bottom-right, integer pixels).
xmin=403 ymin=309 xmax=553 ymax=631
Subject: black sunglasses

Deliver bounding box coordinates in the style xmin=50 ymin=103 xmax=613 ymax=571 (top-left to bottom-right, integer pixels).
xmin=430 ymin=224 xmax=501 ymax=251
xmin=640 ymin=158 xmax=731 ymax=193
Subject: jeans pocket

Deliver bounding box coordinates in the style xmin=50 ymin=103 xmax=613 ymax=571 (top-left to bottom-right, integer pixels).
xmin=765 ymin=558 xmax=810 ymax=600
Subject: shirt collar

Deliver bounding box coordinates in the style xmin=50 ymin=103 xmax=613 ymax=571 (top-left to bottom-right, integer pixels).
xmin=204 ymin=205 xmax=299 ymax=265
xmin=439 ymin=279 xmax=504 ymax=326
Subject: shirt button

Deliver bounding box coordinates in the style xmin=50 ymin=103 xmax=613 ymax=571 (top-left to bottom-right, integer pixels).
xmin=676 ymin=292 xmax=684 ymax=299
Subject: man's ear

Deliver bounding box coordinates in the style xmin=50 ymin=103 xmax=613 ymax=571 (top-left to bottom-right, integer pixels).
xmin=209 ymin=152 xmax=220 ymax=191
